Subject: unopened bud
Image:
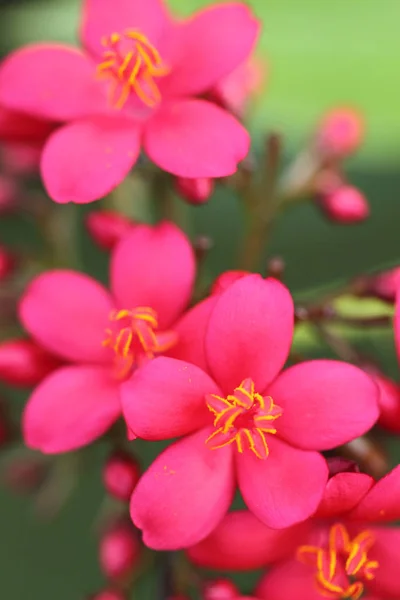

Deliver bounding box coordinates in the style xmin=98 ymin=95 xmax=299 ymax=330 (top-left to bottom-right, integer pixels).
xmin=204 ymin=579 xmax=239 ymax=600
xmin=319 ymin=185 xmax=369 ymax=224
xmin=103 ymin=451 xmax=140 ymax=502
xmin=212 ymin=270 xmax=250 ymax=295
xmin=175 ymin=177 xmax=214 ymax=205
xmin=89 ymin=590 xmax=126 ymax=600
xmin=0 ymin=245 xmax=16 ymax=280
xmin=85 ymin=210 xmax=135 ymax=251
xmin=99 ymin=520 xmax=140 ymax=581
xmin=316 ymin=107 xmax=364 ymax=158
xmin=364 ymin=267 xmax=400 ymax=303
xmin=0 ymin=338 xmax=62 ymax=387
xmin=368 ymin=372 xmax=400 ymax=433
xmin=326 ymin=456 xmax=360 ymax=478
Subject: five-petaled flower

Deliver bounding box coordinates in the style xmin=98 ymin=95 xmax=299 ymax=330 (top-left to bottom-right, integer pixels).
xmin=121 ymin=275 xmax=379 ymax=549
xmin=20 ymin=222 xmax=195 ymax=453
xmin=0 ymin=0 xmax=259 ymax=203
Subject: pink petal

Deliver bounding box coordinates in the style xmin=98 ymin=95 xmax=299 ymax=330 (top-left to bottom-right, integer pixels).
xmin=23 ymin=366 xmax=120 ymax=453
xmin=130 ymin=427 xmax=234 ymax=549
xmin=256 ymin=559 xmax=323 ymax=600
xmin=0 ymin=44 xmax=106 ymax=120
xmin=367 ymin=527 xmax=400 ymax=598
xmin=205 ymin=275 xmax=293 ymax=395
xmin=110 ymin=222 xmax=195 ymax=329
xmin=143 ymin=99 xmax=249 ymax=178
xmin=236 ymin=436 xmax=328 ymax=529
xmin=374 ymin=374 xmax=400 ymax=433
xmin=187 ymin=510 xmax=311 ymax=571
xmin=166 ymin=296 xmax=218 ymax=371
xmin=41 ymin=116 xmax=141 ymax=204
xmin=162 ymin=3 xmax=259 ymax=97
xmin=81 ymin=0 xmax=171 ymax=57
xmin=348 ymin=465 xmax=400 ymax=522
xmin=268 ymin=360 xmax=379 ymax=450
xmin=121 ymin=357 xmax=217 ymax=440
xmin=19 ymin=270 xmax=113 ymax=364
xmin=315 ymin=472 xmax=374 ymax=518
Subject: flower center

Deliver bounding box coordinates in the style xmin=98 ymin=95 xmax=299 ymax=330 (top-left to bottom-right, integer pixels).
xmin=97 ymin=30 xmax=170 ymax=109
xmin=297 ymin=523 xmax=379 ymax=599
xmin=205 ymin=378 xmax=283 ymax=459
xmin=102 ymin=306 xmax=177 ymax=378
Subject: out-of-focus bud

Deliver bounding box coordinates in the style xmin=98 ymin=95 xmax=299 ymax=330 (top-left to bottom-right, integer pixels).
xmin=368 ymin=372 xmax=400 ymax=433
xmin=85 ymin=210 xmax=135 ymax=251
xmin=0 ymin=338 xmax=62 ymax=387
xmin=326 ymin=456 xmax=360 ymax=478
xmin=89 ymin=589 xmax=126 ymax=600
xmin=211 ymin=270 xmax=250 ymax=295
xmin=99 ymin=520 xmax=140 ymax=581
xmin=319 ymin=185 xmax=369 ymax=224
xmin=103 ymin=451 xmax=140 ymax=502
xmin=2 ymin=142 xmax=42 ymax=176
xmin=175 ymin=177 xmax=214 ymax=205
xmin=3 ymin=456 xmax=48 ymax=494
xmin=364 ymin=267 xmax=400 ymax=303
xmin=204 ymin=579 xmax=239 ymax=600
xmin=0 ymin=106 xmax=55 ymax=143
xmin=315 ymin=107 xmax=364 ymax=158
xmin=0 ymin=245 xmax=16 ymax=280
xmin=0 ymin=175 xmax=17 ymax=212
xmin=211 ymin=57 xmax=266 ymax=117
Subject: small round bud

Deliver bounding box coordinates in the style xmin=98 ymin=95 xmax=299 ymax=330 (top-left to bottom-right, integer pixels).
xmin=89 ymin=589 xmax=126 ymax=600
xmin=316 ymin=107 xmax=364 ymax=158
xmin=319 ymin=185 xmax=369 ymax=224
xmin=204 ymin=579 xmax=239 ymax=600
xmin=103 ymin=451 xmax=140 ymax=502
xmin=175 ymin=177 xmax=214 ymax=205
xmin=99 ymin=520 xmax=140 ymax=581
xmin=365 ymin=267 xmax=400 ymax=303
xmin=0 ymin=338 xmax=61 ymax=387
xmin=85 ymin=210 xmax=135 ymax=251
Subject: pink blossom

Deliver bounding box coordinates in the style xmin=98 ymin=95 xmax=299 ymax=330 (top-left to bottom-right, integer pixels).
xmin=121 ymin=275 xmax=379 ymax=549
xmin=0 ymin=0 xmax=259 ymax=204
xmin=315 ymin=107 xmax=364 ymax=158
xmin=20 ymin=222 xmax=195 ymax=453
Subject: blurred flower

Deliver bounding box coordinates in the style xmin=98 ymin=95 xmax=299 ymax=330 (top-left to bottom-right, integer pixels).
xmin=122 ymin=275 xmax=379 ymax=549
xmin=99 ymin=519 xmax=140 ymax=581
xmin=364 ymin=267 xmax=400 ymax=303
xmin=103 ymin=451 xmax=140 ymax=502
xmin=318 ymin=184 xmax=370 ymax=224
xmin=85 ymin=210 xmax=135 ymax=250
xmin=20 ymin=222 xmax=195 ymax=453
xmin=315 ymin=107 xmax=364 ymax=158
xmin=89 ymin=589 xmax=126 ymax=600
xmin=0 ymin=338 xmax=62 ymax=387
xmin=175 ymin=177 xmax=214 ymax=205
xmin=0 ymin=0 xmax=260 ymax=203
xmin=204 ymin=579 xmax=239 ymax=600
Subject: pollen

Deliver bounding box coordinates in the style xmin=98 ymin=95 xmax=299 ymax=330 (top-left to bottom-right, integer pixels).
xmin=205 ymin=378 xmax=283 ymax=459
xmin=102 ymin=306 xmax=177 ymax=378
xmin=97 ymin=30 xmax=170 ymax=110
xmin=297 ymin=523 xmax=379 ymax=600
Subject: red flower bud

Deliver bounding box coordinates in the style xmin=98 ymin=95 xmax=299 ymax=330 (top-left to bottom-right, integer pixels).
xmin=175 ymin=177 xmax=214 ymax=205
xmin=0 ymin=245 xmax=16 ymax=280
xmin=0 ymin=338 xmax=62 ymax=387
xmin=204 ymin=579 xmax=239 ymax=600
xmin=85 ymin=210 xmax=135 ymax=251
xmin=365 ymin=267 xmax=400 ymax=303
xmin=319 ymin=185 xmax=369 ymax=224
xmin=103 ymin=451 xmax=140 ymax=502
xmin=99 ymin=520 xmax=140 ymax=581
xmin=316 ymin=107 xmax=364 ymax=158
xmin=89 ymin=590 xmax=126 ymax=600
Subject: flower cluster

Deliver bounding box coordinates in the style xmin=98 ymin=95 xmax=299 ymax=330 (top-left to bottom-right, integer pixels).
xmin=0 ymin=0 xmax=397 ymax=598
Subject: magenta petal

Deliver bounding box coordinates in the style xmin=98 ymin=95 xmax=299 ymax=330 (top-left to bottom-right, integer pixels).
xmin=236 ymin=436 xmax=328 ymax=529
xmin=187 ymin=510 xmax=311 ymax=571
xmin=268 ymin=360 xmax=379 ymax=450
xmin=256 ymin=560 xmax=323 ymax=600
xmin=163 ymin=3 xmax=259 ymax=97
xmin=130 ymin=427 xmax=234 ymax=549
xmin=81 ymin=0 xmax=171 ymax=57
xmin=121 ymin=357 xmax=218 ymax=440
xmin=23 ymin=366 xmax=120 ymax=453
xmin=41 ymin=116 xmax=141 ymax=204
xmin=315 ymin=472 xmax=374 ymax=518
xmin=19 ymin=270 xmax=113 ymax=363
xmin=348 ymin=465 xmax=400 ymax=522
xmin=367 ymin=527 xmax=400 ymax=598
xmin=143 ymin=99 xmax=249 ymax=178
xmin=205 ymin=275 xmax=294 ymax=395
xmin=0 ymin=44 xmax=106 ymax=120
xmin=110 ymin=222 xmax=195 ymax=329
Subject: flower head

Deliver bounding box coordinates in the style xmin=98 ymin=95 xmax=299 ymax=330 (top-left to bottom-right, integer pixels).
xmin=0 ymin=0 xmax=259 ymax=203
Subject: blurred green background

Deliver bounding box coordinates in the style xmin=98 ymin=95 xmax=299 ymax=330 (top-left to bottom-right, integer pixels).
xmin=0 ymin=0 xmax=400 ymax=598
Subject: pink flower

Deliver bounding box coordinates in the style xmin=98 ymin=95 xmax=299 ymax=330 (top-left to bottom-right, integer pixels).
xmin=20 ymin=222 xmax=195 ymax=453
xmin=121 ymin=275 xmax=379 ymax=549
xmin=0 ymin=0 xmax=259 ymax=204
xmin=190 ymin=466 xmax=400 ymax=600
xmin=315 ymin=107 xmax=364 ymax=158
xmin=211 ymin=57 xmax=266 ymax=117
